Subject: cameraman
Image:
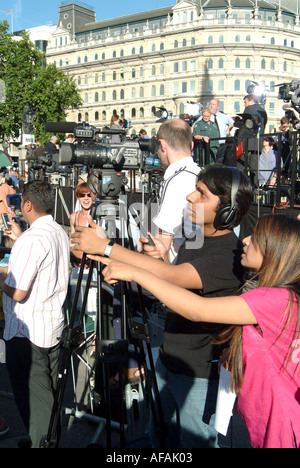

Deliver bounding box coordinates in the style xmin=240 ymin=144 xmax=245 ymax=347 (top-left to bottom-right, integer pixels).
xmin=73 ymin=119 xmax=200 ymax=382
xmin=71 ymin=165 xmax=253 ymax=448
xmin=238 ymin=94 xmax=268 ymax=187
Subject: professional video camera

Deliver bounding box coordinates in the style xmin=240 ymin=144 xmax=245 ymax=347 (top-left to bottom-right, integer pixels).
xmin=278 ymin=80 xmax=300 ymax=128
xmin=45 ymin=122 xmax=159 ymax=171
xmin=179 ymin=102 xmax=203 ymax=127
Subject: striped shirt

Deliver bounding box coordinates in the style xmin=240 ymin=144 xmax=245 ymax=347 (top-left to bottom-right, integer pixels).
xmin=3 ymin=215 xmax=70 ymax=348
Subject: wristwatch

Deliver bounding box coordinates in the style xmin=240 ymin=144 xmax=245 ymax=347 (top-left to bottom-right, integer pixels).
xmin=103 ymin=240 xmax=115 ymax=258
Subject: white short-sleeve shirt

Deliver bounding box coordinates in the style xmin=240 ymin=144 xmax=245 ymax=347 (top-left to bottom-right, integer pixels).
xmin=152 ymin=157 xmax=200 ymax=263
xmin=3 ymin=215 xmax=70 ymax=348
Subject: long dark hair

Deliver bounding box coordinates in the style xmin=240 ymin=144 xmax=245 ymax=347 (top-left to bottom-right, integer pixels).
xmin=219 ymin=214 xmax=300 ymax=395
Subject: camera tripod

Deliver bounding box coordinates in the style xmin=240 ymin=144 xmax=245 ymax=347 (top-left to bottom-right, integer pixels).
xmin=41 ymin=175 xmax=165 ymax=449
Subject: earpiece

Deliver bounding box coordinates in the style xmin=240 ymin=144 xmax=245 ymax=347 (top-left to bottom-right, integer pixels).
xmin=214 ymin=167 xmax=241 ymax=230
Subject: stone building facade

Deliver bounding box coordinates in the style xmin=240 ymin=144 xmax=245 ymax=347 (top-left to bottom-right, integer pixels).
xmin=46 ymin=0 xmax=300 ymax=136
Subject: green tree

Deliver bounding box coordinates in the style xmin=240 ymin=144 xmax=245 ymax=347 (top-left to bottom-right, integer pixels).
xmin=0 ymin=21 xmax=81 ymax=146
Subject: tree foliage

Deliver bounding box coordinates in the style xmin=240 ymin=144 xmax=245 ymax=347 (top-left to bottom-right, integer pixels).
xmin=0 ymin=21 xmax=82 ymax=145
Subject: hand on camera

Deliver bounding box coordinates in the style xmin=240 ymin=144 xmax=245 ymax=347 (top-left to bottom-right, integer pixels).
xmin=138 ymin=234 xmax=167 ymax=260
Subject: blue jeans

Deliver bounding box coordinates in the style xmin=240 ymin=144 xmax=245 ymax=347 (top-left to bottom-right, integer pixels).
xmin=150 ymin=356 xmax=219 ymax=448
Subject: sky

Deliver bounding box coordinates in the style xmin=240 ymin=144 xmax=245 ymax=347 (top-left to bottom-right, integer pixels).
xmin=0 ymin=0 xmax=175 ymax=33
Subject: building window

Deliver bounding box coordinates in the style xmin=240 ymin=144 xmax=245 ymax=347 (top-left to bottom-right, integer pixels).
xmin=151 ymin=85 xmax=156 ymax=96
xmin=269 ymin=102 xmax=275 ymax=114
xmin=206 ymin=79 xmax=213 ymax=92
xmin=218 ymin=80 xmax=224 ymax=91
xmin=234 ymin=101 xmax=240 ymax=113
xmin=234 ymin=80 xmax=241 ymax=91
xmin=270 ymin=59 xmax=275 ymax=71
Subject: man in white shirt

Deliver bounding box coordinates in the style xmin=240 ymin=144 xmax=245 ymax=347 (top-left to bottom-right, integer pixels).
xmin=72 ymin=119 xmax=200 ymax=383
xmin=0 ymin=181 xmax=70 ymax=448
xmin=208 ymin=98 xmax=234 ymax=164
xmin=150 ymin=119 xmax=201 ymax=263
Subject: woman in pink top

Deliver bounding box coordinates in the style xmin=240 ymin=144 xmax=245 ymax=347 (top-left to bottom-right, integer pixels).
xmin=99 ymin=213 xmax=300 ymax=448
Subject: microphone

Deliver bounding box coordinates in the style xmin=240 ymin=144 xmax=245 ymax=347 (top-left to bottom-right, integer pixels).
xmin=45 ymin=122 xmax=78 ymax=134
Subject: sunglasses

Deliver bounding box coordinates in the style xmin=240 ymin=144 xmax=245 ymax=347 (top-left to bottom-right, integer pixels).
xmin=78 ymin=193 xmax=92 ymax=198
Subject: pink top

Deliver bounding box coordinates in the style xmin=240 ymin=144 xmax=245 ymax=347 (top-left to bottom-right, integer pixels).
xmin=239 ymin=287 xmax=300 ymax=448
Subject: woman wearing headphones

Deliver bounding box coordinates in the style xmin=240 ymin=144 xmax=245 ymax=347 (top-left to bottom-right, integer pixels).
xmin=102 ymin=213 xmax=300 ymax=448
xmin=72 ymin=164 xmax=253 ymax=448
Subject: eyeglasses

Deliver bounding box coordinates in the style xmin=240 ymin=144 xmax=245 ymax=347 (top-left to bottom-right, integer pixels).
xmin=78 ymin=193 xmax=92 ymax=198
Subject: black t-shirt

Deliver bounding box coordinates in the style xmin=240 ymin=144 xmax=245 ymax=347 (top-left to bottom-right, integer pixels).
xmin=159 ymin=231 xmax=244 ymax=379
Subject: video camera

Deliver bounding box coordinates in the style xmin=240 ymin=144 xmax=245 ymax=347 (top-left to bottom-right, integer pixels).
xmin=179 ymin=102 xmax=203 ymax=127
xmin=278 ymin=80 xmax=300 ymax=128
xmin=45 ymin=122 xmax=160 ymax=171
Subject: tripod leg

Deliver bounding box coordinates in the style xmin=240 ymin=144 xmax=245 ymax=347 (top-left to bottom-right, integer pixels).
xmin=41 ymin=255 xmax=94 ymax=448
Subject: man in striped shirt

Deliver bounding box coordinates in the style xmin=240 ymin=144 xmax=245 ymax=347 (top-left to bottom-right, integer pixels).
xmin=0 ymin=181 xmax=70 ymax=448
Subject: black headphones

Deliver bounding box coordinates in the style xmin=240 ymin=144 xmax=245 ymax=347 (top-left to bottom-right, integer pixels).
xmin=214 ymin=167 xmax=241 ymax=230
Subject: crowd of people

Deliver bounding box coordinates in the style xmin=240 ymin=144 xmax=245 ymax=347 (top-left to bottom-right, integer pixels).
xmin=0 ymin=115 xmax=299 ymax=449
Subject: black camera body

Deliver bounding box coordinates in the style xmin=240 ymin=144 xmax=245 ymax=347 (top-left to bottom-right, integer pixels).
xmin=55 ymin=123 xmax=159 ymax=171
